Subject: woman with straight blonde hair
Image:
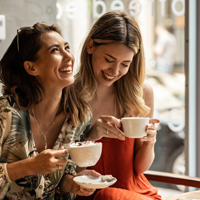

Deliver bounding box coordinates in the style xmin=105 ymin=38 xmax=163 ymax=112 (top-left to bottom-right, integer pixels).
xmin=74 ymin=11 xmax=161 ymax=200
xmin=0 ymin=22 xmax=100 ymax=200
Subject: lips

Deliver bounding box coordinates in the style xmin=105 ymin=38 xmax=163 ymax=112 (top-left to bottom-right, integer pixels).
xmin=59 ymin=66 xmax=72 ymax=72
xmin=59 ymin=65 xmax=73 ymax=73
xmin=102 ymin=71 xmax=115 ymax=80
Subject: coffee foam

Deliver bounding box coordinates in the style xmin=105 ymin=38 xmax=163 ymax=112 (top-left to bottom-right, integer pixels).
xmin=69 ymin=141 xmax=99 ymax=147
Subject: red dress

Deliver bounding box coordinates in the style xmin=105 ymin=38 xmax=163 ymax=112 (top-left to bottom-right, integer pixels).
xmin=75 ymin=137 xmax=161 ymax=200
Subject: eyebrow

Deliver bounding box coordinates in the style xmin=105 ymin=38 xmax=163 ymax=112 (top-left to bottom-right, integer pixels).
xmin=105 ymin=54 xmax=132 ymax=62
xmin=48 ymin=42 xmax=69 ymax=50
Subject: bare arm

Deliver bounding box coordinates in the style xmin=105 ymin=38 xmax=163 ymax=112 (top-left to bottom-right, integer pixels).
xmin=7 ymin=149 xmax=68 ymax=181
xmin=133 ymin=82 xmax=160 ymax=175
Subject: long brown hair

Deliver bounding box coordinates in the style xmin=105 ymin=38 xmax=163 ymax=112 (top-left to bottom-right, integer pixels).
xmin=75 ymin=11 xmax=150 ymax=117
xmin=0 ymin=22 xmax=89 ymax=125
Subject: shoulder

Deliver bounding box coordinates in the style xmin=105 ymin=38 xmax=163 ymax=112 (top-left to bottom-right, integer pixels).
xmin=142 ymin=81 xmax=154 ymax=117
xmin=142 ymin=81 xmax=154 ymax=101
xmin=0 ymin=95 xmax=14 ymax=112
xmin=0 ymin=96 xmax=14 ymax=139
xmin=0 ymin=95 xmax=24 ymax=123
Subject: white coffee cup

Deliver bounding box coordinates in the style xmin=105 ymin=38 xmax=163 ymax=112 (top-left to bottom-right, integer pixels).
xmin=115 ymin=117 xmax=149 ymax=138
xmin=68 ymin=142 xmax=102 ymax=167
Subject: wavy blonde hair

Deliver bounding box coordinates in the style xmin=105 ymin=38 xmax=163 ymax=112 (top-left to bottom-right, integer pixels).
xmin=74 ymin=11 xmax=150 ymax=117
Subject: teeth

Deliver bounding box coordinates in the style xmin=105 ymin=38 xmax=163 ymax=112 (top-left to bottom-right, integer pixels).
xmin=103 ymin=72 xmax=114 ymax=80
xmin=60 ymin=66 xmax=72 ymax=72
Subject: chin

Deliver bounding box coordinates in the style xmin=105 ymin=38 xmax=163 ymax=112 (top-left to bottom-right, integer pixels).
xmin=65 ymin=77 xmax=74 ymax=86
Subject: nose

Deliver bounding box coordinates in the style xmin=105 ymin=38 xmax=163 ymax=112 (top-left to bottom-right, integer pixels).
xmin=63 ymin=50 xmax=73 ymax=61
xmin=109 ymin=64 xmax=120 ymax=76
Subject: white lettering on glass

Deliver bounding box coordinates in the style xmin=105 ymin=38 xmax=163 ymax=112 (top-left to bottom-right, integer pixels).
xmin=66 ymin=2 xmax=77 ymax=19
xmin=171 ymin=0 xmax=185 ymax=16
xmin=160 ymin=0 xmax=166 ymax=16
xmin=129 ymin=0 xmax=142 ymax=17
xmin=56 ymin=0 xmax=185 ymax=20
xmin=93 ymin=0 xmax=106 ymax=18
xmin=148 ymin=0 xmax=155 ymax=16
xmin=56 ymin=2 xmax=62 ymax=19
xmin=111 ymin=0 xmax=124 ymax=11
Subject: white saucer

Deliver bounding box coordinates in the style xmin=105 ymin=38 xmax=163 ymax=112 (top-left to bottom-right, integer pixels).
xmin=73 ymin=175 xmax=117 ymax=189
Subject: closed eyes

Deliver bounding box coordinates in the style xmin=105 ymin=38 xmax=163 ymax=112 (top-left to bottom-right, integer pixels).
xmin=105 ymin=58 xmax=129 ymax=67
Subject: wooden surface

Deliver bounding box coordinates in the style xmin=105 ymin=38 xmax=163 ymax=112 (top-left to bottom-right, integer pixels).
xmin=168 ymin=190 xmax=200 ymax=200
xmin=144 ymin=170 xmax=200 ymax=188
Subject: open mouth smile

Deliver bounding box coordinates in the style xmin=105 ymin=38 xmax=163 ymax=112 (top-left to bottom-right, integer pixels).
xmin=59 ymin=66 xmax=72 ymax=72
xmin=102 ymin=71 xmax=115 ymax=80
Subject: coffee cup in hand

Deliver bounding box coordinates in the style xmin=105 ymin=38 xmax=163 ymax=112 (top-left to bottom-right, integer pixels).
xmin=68 ymin=141 xmax=102 ymax=167
xmin=115 ymin=117 xmax=149 ymax=138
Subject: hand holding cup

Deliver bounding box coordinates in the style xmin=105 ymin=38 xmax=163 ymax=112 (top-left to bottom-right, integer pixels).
xmin=115 ymin=117 xmax=160 ymax=141
xmin=115 ymin=117 xmax=150 ymax=138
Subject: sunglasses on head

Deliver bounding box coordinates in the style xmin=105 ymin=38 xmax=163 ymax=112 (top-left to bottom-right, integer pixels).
xmin=17 ymin=26 xmax=34 ymax=56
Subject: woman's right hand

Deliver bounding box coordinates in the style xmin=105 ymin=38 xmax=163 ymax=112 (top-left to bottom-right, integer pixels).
xmin=29 ymin=148 xmax=68 ymax=175
xmin=86 ymin=115 xmax=125 ymax=141
xmin=7 ymin=148 xmax=68 ymax=181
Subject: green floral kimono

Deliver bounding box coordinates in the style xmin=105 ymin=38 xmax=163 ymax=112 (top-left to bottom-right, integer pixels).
xmin=0 ymin=95 xmax=92 ymax=200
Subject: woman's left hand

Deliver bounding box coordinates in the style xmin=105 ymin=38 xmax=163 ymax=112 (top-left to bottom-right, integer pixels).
xmin=140 ymin=118 xmax=160 ymax=144
xmin=72 ymin=170 xmax=100 ymax=196
xmin=59 ymin=169 xmax=100 ymax=196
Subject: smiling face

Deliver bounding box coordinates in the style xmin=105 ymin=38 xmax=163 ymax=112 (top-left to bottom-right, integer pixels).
xmin=87 ymin=42 xmax=134 ymax=87
xmin=27 ymin=31 xmax=74 ymax=90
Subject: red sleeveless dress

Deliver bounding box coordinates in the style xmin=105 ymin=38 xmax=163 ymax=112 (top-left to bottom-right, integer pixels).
xmin=75 ymin=137 xmax=161 ymax=200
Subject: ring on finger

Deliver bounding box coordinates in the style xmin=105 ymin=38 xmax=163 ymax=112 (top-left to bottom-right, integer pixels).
xmin=106 ymin=129 xmax=109 ymax=135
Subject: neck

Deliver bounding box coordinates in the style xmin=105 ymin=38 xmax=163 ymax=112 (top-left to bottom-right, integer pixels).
xmin=31 ymin=93 xmax=62 ymax=122
xmin=95 ymin=84 xmax=116 ymax=100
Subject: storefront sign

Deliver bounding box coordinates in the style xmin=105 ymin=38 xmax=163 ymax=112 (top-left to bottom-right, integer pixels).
xmin=56 ymin=0 xmax=185 ymax=19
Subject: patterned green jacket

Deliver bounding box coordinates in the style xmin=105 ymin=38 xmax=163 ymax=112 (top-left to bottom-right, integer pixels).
xmin=0 ymin=95 xmax=92 ymax=200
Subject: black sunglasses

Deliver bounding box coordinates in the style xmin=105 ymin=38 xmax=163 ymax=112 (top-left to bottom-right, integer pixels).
xmin=17 ymin=26 xmax=34 ymax=56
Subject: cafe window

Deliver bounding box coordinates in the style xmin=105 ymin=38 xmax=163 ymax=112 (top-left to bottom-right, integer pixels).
xmin=1 ymin=0 xmax=200 ymax=193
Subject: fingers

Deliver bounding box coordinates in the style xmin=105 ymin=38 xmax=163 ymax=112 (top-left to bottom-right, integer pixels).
xmin=141 ymin=119 xmax=159 ymax=144
xmin=146 ymin=124 xmax=157 ymax=131
xmin=98 ymin=116 xmax=125 ymax=140
xmin=77 ymin=169 xmax=101 ymax=177
xmin=51 ymin=149 xmax=68 ymax=158
xmin=149 ymin=118 xmax=160 ymax=124
xmin=73 ymin=170 xmax=100 ymax=196
xmin=38 ymin=149 xmax=68 ymax=172
xmin=58 ymin=146 xmax=65 ymax=150
xmin=79 ymin=187 xmax=95 ymax=196
xmin=100 ymin=115 xmax=121 ymax=127
xmin=141 ymin=135 xmax=156 ymax=144
xmin=145 ymin=118 xmax=159 ymax=135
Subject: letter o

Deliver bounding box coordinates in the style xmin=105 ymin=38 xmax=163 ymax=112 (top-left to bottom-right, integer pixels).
xmin=171 ymin=0 xmax=185 ymax=16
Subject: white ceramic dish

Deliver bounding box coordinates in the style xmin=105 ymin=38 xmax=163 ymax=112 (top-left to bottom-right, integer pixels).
xmin=73 ymin=175 xmax=117 ymax=189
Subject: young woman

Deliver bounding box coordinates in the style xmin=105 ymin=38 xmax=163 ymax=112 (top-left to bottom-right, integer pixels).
xmin=0 ymin=22 xmax=99 ymax=200
xmin=74 ymin=11 xmax=161 ymax=200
